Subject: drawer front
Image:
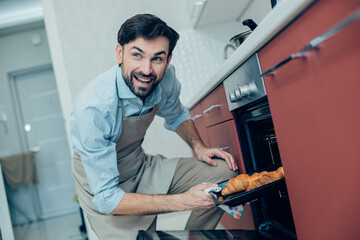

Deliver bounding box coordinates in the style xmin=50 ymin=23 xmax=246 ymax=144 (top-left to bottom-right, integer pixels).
xmin=190 ymin=103 xmax=209 ymax=147
xmin=206 ymin=119 xmax=245 ymax=174
xmin=258 ymin=14 xmax=308 ymax=74
xmin=201 ymin=84 xmax=233 ymax=127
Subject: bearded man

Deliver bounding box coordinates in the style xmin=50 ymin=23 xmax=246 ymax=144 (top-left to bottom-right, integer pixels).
xmin=70 ymin=13 xmax=238 ymax=239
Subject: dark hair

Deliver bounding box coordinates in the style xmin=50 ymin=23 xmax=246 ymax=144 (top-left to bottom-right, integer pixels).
xmin=117 ymin=14 xmax=179 ymax=58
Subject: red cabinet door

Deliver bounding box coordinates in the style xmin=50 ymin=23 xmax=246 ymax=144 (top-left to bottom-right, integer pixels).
xmin=258 ymin=1 xmax=360 ymax=239
xmin=206 ymin=119 xmax=254 ymax=230
xmin=201 ymin=84 xmax=234 ymax=127
xmin=190 ymin=103 xmax=209 ymax=147
xmin=206 ymin=119 xmax=245 ymax=174
xmin=302 ymin=2 xmax=360 ymax=238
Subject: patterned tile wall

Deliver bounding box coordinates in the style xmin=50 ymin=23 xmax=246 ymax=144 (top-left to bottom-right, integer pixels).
xmin=170 ymin=21 xmax=239 ymax=107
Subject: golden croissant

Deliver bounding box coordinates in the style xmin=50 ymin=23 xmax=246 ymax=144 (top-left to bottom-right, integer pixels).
xmin=221 ymin=167 xmax=285 ymax=195
xmin=220 ymin=174 xmax=250 ymax=195
xmin=247 ymin=170 xmax=282 ymax=191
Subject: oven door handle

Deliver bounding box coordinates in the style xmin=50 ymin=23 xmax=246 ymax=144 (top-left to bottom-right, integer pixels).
xmin=203 ymin=104 xmax=221 ymax=114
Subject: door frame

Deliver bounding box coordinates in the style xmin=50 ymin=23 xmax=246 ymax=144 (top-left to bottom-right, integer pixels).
xmin=8 ymin=64 xmax=53 ymax=151
xmin=7 ymin=63 xmax=54 ymax=220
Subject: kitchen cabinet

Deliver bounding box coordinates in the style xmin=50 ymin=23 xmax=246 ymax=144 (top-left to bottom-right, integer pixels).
xmin=191 ymin=103 xmax=209 ymax=147
xmin=190 ymin=83 xmax=253 ymax=229
xmin=186 ymin=0 xmax=264 ymax=28
xmin=258 ymin=0 xmax=360 ymax=239
xmin=201 ymin=84 xmax=233 ymax=128
xmin=190 ymin=83 xmax=245 ymax=172
xmin=186 ymin=0 xmax=273 ymax=29
xmin=206 ymin=119 xmax=245 ymax=173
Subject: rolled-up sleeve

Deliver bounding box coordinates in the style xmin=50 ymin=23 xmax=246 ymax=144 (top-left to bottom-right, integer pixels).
xmin=70 ymin=103 xmax=125 ymax=214
xmin=157 ymin=66 xmax=191 ymax=131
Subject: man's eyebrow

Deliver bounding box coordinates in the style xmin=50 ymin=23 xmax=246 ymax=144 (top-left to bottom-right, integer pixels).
xmin=131 ymin=46 xmax=144 ymax=53
xmin=130 ymin=46 xmax=167 ymax=57
xmin=154 ymin=51 xmax=167 ymax=56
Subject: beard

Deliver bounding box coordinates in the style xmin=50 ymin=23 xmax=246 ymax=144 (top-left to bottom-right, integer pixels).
xmin=120 ymin=64 xmax=161 ymax=100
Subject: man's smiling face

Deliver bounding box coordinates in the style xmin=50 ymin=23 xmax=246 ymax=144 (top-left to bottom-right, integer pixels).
xmin=116 ymin=36 xmax=172 ymax=100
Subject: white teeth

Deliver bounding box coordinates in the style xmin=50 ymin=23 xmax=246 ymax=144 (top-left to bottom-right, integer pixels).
xmin=136 ymin=76 xmax=152 ymax=83
xmin=138 ymin=77 xmax=151 ymax=82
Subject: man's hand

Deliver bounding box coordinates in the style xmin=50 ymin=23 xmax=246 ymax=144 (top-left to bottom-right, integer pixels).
xmin=180 ymin=183 xmax=218 ymax=211
xmin=195 ymin=146 xmax=238 ymax=171
xmin=111 ymin=183 xmax=219 ymax=215
xmin=175 ymin=119 xmax=238 ymax=171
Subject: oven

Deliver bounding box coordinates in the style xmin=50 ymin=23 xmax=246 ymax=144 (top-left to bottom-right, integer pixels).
xmin=223 ymin=54 xmax=297 ymax=239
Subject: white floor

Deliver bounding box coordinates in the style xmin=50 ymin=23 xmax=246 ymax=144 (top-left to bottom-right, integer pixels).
xmin=12 ymin=212 xmax=87 ymax=240
xmin=10 ymin=211 xmax=192 ymax=240
xmin=11 ymin=211 xmax=224 ymax=240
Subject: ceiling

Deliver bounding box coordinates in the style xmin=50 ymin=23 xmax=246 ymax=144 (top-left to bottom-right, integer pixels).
xmin=0 ymin=0 xmax=43 ymax=29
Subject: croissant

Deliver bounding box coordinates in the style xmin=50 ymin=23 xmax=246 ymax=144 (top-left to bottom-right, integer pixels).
xmin=221 ymin=167 xmax=285 ymax=195
xmin=250 ymin=171 xmax=266 ymax=182
xmin=246 ymin=180 xmax=262 ymax=191
xmin=276 ymin=167 xmax=285 ymax=178
xmin=247 ymin=169 xmax=283 ymax=191
xmin=221 ymin=174 xmax=249 ymax=195
xmin=221 ymin=172 xmax=264 ymax=195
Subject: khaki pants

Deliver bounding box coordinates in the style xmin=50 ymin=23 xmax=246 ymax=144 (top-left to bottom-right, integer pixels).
xmin=149 ymin=157 xmax=238 ymax=230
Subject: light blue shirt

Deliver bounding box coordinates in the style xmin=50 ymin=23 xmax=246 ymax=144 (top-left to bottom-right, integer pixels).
xmin=70 ymin=64 xmax=191 ymax=214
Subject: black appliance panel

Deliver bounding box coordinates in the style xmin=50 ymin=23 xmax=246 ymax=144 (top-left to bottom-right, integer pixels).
xmin=223 ymin=53 xmax=296 ymax=239
xmin=234 ymin=100 xmax=296 ymax=238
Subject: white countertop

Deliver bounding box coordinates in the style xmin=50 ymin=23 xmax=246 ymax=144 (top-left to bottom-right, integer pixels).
xmin=186 ymin=0 xmax=316 ymax=109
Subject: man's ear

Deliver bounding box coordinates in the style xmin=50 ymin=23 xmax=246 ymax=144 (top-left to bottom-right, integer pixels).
xmin=116 ymin=43 xmax=123 ymax=64
xmin=165 ymin=54 xmax=172 ymax=71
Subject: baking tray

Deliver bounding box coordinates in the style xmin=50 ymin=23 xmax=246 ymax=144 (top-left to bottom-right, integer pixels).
xmin=212 ymin=178 xmax=286 ymax=207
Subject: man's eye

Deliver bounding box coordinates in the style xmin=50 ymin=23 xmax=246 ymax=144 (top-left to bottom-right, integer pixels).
xmin=133 ymin=53 xmax=141 ymax=58
xmin=153 ymin=57 xmax=163 ymax=62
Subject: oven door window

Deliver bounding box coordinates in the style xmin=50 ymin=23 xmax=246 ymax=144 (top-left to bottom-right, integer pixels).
xmin=243 ymin=104 xmax=281 ymax=171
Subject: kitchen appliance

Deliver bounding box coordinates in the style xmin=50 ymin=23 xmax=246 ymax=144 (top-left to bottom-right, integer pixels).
xmin=223 ymin=54 xmax=297 ymax=239
xmin=224 ymin=19 xmax=257 ymax=59
xmin=230 ymin=19 xmax=258 ymax=48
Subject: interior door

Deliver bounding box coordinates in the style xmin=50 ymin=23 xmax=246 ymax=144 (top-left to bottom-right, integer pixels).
xmin=13 ymin=66 xmax=77 ymax=219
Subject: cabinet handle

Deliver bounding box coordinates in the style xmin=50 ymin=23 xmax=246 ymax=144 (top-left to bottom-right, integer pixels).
xmin=220 ymin=147 xmax=230 ymax=151
xmin=301 ymin=7 xmax=360 ymax=52
xmin=203 ymin=104 xmax=221 ymax=114
xmin=262 ymin=7 xmax=360 ymax=78
xmin=261 ymin=52 xmax=306 ymax=77
xmin=192 ymin=114 xmax=202 ymax=121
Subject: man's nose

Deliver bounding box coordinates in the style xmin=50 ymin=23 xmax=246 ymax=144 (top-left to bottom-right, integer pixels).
xmin=140 ymin=60 xmax=153 ymax=75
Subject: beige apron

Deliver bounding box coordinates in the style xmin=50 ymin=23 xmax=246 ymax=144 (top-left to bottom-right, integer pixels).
xmin=72 ymin=103 xmax=180 ymax=239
